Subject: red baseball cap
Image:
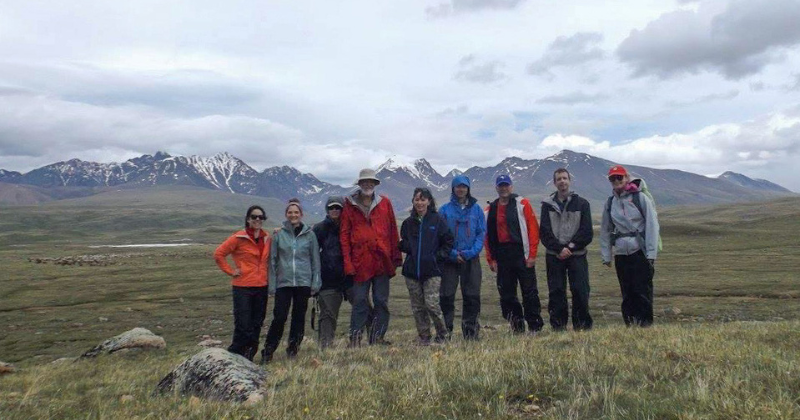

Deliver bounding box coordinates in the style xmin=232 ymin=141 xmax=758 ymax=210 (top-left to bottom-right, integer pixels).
xmin=607 ymin=165 xmax=628 ymax=177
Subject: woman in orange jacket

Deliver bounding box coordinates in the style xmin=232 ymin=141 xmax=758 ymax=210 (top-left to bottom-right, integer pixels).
xmin=214 ymin=205 xmax=271 ymax=361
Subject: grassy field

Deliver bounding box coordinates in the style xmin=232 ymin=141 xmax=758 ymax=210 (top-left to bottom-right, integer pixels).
xmin=1 ymin=195 xmax=799 ymax=418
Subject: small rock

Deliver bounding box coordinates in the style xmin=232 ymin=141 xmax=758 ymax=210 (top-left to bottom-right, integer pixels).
xmin=81 ymin=327 xmax=167 ymax=358
xmin=522 ymin=404 xmax=541 ymax=413
xmin=120 ymin=395 xmax=134 ymax=403
xmin=72 ymin=322 xmax=84 ymax=327
xmin=125 ymin=307 xmax=134 ymax=312
xmin=0 ymin=361 xmax=17 ymax=375
xmin=209 ymin=319 xmax=223 ymax=325
xmin=198 ymin=339 xmax=223 ymax=348
xmin=156 ymin=325 xmax=164 ymax=329
xmin=51 ymin=357 xmax=77 ymax=365
xmin=664 ymin=307 xmax=682 ymax=316
xmin=179 ymin=298 xmax=185 ymax=303
xmin=99 ymin=317 xmax=109 ymax=322
xmin=156 ymin=348 xmax=267 ymax=403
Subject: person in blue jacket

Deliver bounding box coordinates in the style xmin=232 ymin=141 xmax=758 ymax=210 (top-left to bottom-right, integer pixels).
xmin=438 ymin=175 xmax=486 ymax=340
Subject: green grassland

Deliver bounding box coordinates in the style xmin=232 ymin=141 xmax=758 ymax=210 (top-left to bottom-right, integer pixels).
xmin=1 ymin=193 xmax=799 ymax=419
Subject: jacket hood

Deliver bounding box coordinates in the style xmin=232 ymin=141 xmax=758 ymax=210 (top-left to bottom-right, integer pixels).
xmin=450 ymin=175 xmax=476 ymax=206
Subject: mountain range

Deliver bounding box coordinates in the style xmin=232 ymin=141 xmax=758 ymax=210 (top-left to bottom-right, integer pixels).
xmin=0 ymin=150 xmax=793 ymax=213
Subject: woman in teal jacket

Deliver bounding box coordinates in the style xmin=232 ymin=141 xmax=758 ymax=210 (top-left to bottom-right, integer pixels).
xmin=262 ymin=198 xmax=321 ymax=363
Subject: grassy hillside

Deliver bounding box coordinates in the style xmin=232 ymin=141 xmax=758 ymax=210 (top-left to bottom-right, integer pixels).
xmin=1 ymin=197 xmax=798 ymax=418
xmin=1 ymin=322 xmax=798 ymax=419
xmin=0 ymin=186 xmax=291 ymax=245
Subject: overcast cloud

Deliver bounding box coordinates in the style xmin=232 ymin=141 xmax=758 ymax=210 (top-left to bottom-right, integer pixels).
xmin=1 ymin=0 xmax=799 ymax=190
xmin=617 ymin=0 xmax=800 ymax=79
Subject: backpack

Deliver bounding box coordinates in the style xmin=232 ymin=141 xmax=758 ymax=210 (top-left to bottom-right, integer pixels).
xmin=605 ymin=178 xmax=663 ymax=252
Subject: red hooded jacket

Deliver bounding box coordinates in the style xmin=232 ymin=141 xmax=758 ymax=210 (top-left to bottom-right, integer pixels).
xmin=340 ymin=192 xmax=402 ymax=282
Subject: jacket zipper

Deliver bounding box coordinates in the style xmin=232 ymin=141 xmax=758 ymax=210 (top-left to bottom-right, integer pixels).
xmin=417 ymin=218 xmax=423 ymax=279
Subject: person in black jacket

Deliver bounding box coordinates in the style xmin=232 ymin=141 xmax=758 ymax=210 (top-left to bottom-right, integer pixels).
xmin=399 ymin=188 xmax=454 ymax=345
xmin=313 ymin=196 xmax=373 ymax=348
xmin=539 ymin=168 xmax=594 ymax=331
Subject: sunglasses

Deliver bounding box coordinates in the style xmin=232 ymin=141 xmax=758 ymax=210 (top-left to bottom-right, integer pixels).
xmin=327 ymin=206 xmax=343 ymax=210
xmin=249 ymin=215 xmax=267 ymax=221
xmin=608 ymin=175 xmax=624 ymax=182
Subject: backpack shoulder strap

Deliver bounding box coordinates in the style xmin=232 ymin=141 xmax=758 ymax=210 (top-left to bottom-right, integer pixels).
xmin=631 ymin=191 xmax=646 ymax=223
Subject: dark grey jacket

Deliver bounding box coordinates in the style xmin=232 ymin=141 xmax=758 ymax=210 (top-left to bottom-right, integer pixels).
xmin=539 ymin=192 xmax=593 ymax=256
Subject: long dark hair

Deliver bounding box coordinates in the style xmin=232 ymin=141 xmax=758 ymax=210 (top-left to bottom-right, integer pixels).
xmin=244 ymin=205 xmax=267 ymax=228
xmin=410 ymin=187 xmax=437 ymax=216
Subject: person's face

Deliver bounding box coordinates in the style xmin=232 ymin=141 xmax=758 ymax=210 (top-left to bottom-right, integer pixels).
xmin=454 ymin=184 xmax=469 ymax=200
xmin=496 ymin=183 xmax=512 ymax=199
xmin=554 ymin=172 xmax=571 ymax=193
xmin=286 ymin=206 xmax=302 ymax=225
xmin=247 ymin=210 xmax=266 ymax=229
xmin=358 ymin=179 xmax=377 ymax=195
xmin=326 ymin=205 xmax=342 ymax=220
xmin=413 ymin=193 xmax=430 ymax=215
xmin=609 ymin=174 xmax=628 ymax=193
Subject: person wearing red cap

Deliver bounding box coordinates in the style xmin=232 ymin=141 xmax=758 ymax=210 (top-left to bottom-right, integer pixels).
xmin=600 ymin=165 xmax=660 ymax=327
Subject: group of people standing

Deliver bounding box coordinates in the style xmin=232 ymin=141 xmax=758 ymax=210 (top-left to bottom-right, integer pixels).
xmin=214 ymin=164 xmax=660 ymax=363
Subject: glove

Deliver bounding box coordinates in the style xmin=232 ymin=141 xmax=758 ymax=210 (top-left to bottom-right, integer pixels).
xmin=603 ymin=261 xmax=612 ymax=267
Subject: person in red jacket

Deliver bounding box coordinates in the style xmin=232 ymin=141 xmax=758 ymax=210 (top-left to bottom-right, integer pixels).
xmin=485 ymin=175 xmax=543 ymax=334
xmin=214 ymin=205 xmax=271 ymax=361
xmin=340 ymin=168 xmax=402 ymax=346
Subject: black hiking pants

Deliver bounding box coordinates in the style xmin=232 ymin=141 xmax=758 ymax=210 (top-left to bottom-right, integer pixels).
xmin=546 ymin=253 xmax=592 ymax=331
xmin=440 ymin=258 xmax=482 ymax=339
xmin=615 ymin=251 xmax=654 ymax=327
xmin=264 ymin=286 xmax=311 ymax=358
xmin=495 ymin=244 xmax=543 ymax=333
xmin=229 ymin=286 xmax=268 ymax=361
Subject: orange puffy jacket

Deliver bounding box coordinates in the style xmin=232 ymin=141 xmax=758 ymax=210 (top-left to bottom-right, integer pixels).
xmin=214 ymin=229 xmax=271 ymax=287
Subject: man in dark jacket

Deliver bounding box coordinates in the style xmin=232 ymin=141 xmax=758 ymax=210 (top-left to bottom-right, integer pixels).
xmin=539 ymin=168 xmax=594 ymax=331
xmin=438 ymin=175 xmax=485 ymax=340
xmin=313 ymin=196 xmax=374 ymax=348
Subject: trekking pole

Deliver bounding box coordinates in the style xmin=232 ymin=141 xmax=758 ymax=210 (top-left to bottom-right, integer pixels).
xmin=310 ymin=295 xmax=318 ymax=331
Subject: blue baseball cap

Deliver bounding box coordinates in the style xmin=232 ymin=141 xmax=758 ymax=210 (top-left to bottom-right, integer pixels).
xmin=495 ymin=174 xmax=512 ymax=186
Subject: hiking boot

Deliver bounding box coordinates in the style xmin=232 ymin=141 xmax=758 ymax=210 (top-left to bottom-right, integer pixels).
xmin=348 ymin=333 xmax=362 ymax=349
xmin=260 ymin=351 xmax=273 ymax=365
xmin=416 ymin=336 xmax=432 ymax=346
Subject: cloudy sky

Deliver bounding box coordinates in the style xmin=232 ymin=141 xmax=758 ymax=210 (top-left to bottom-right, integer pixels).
xmin=1 ymin=0 xmax=799 ymax=190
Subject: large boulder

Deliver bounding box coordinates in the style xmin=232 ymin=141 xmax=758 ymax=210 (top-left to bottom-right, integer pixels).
xmin=155 ymin=348 xmax=267 ymax=403
xmin=81 ymin=327 xmax=166 ymax=358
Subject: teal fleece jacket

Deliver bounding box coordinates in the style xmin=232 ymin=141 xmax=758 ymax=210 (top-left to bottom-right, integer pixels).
xmin=269 ymin=221 xmax=321 ymax=294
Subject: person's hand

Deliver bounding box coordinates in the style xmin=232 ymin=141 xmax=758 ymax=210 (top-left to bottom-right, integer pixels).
xmin=231 ymin=268 xmax=241 ymax=277
xmin=489 ymin=261 xmax=497 ymax=272
xmin=558 ymin=248 xmax=572 ymax=260
xmin=603 ymin=261 xmax=612 ymax=267
xmin=525 ymin=258 xmax=535 ymax=268
xmin=648 ymin=259 xmax=655 ymax=269
xmin=456 ymin=254 xmax=466 ymax=264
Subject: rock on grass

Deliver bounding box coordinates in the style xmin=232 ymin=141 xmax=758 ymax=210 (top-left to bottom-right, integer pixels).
xmin=81 ymin=327 xmax=166 ymax=358
xmin=155 ymin=348 xmax=267 ymax=404
xmin=0 ymin=361 xmax=16 ymax=374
